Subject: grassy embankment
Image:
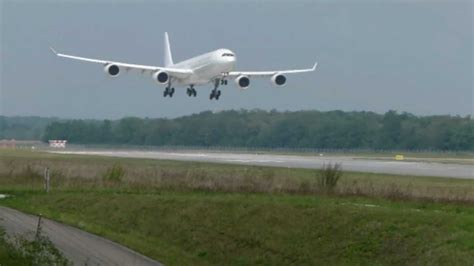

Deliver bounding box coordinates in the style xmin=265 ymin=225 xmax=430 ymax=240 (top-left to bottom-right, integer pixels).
xmin=0 ymin=149 xmax=473 ymax=265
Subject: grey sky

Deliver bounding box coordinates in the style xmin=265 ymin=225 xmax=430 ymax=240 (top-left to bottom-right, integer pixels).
xmin=1 ymin=0 xmax=472 ymax=119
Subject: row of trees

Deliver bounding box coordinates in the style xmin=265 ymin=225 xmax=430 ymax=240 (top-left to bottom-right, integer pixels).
xmin=0 ymin=116 xmax=59 ymax=140
xmin=41 ymin=110 xmax=474 ymax=151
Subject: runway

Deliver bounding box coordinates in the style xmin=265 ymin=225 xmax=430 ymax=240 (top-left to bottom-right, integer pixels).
xmin=0 ymin=206 xmax=161 ymax=265
xmin=53 ymin=150 xmax=474 ymax=179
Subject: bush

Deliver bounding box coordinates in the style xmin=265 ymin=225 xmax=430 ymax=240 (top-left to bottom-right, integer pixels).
xmin=317 ymin=163 xmax=343 ymax=192
xmin=102 ymin=164 xmax=125 ymax=182
xmin=0 ymin=226 xmax=70 ymax=265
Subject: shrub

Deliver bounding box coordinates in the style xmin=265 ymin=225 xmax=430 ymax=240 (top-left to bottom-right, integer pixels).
xmin=317 ymin=163 xmax=343 ymax=192
xmin=102 ymin=164 xmax=125 ymax=182
xmin=22 ymin=165 xmax=42 ymax=179
xmin=0 ymin=225 xmax=70 ymax=265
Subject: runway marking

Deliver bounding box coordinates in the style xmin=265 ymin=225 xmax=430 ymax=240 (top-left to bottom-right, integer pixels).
xmin=225 ymin=159 xmax=285 ymax=163
xmin=168 ymin=153 xmax=209 ymax=157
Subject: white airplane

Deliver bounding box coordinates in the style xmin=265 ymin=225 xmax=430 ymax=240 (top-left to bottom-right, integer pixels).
xmin=50 ymin=32 xmax=317 ymax=100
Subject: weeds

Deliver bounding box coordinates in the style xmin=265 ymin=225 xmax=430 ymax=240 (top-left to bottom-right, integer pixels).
xmin=1 ymin=151 xmax=474 ymax=203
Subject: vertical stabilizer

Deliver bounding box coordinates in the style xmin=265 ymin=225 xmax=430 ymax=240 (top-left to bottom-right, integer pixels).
xmin=164 ymin=32 xmax=173 ymax=67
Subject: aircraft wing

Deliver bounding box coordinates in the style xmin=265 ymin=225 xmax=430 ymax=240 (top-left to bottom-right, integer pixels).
xmin=227 ymin=62 xmax=317 ymax=77
xmin=49 ymin=47 xmax=192 ymax=78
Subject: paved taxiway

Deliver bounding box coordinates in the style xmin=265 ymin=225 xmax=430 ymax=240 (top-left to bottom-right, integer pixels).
xmin=0 ymin=206 xmax=161 ymax=265
xmin=53 ymin=150 xmax=473 ymax=179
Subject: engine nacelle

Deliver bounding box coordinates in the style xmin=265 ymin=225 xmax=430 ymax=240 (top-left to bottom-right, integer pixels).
xmin=104 ymin=64 xmax=120 ymax=77
xmin=271 ymin=73 xmax=286 ymax=87
xmin=153 ymin=71 xmax=169 ymax=84
xmin=235 ymin=75 xmax=250 ymax=89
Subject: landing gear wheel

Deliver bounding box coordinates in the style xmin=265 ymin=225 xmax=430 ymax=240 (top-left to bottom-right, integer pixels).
xmin=193 ymin=89 xmax=197 ymax=97
xmin=164 ymin=86 xmax=173 ymax=98
xmin=210 ymin=90 xmax=220 ymax=100
xmin=211 ymin=79 xmax=220 ymax=100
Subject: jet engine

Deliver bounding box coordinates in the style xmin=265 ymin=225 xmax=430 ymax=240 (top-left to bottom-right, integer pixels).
xmin=271 ymin=73 xmax=286 ymax=87
xmin=235 ymin=75 xmax=250 ymax=89
xmin=104 ymin=64 xmax=120 ymax=77
xmin=153 ymin=71 xmax=169 ymax=84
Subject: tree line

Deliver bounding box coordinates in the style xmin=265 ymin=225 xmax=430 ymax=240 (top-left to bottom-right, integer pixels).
xmin=0 ymin=116 xmax=59 ymax=140
xmin=40 ymin=110 xmax=473 ymax=151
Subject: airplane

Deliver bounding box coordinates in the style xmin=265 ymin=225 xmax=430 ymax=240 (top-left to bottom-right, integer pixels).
xmin=50 ymin=32 xmax=317 ymax=100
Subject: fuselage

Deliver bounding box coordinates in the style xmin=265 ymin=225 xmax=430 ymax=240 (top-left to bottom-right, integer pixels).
xmin=171 ymin=49 xmax=235 ymax=86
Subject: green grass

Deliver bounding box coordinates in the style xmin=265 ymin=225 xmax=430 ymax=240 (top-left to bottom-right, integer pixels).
xmin=1 ymin=149 xmax=474 ymax=265
xmin=2 ymin=191 xmax=474 ymax=265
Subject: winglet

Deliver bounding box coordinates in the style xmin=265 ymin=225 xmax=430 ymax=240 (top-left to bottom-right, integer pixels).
xmin=49 ymin=46 xmax=58 ymax=56
xmin=312 ymin=62 xmax=318 ymax=71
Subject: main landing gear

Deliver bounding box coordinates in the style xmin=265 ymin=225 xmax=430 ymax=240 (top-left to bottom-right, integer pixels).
xmin=163 ymin=85 xmax=175 ymax=98
xmin=210 ymin=79 xmax=225 ymax=100
xmin=187 ymin=85 xmax=197 ymax=97
xmin=210 ymin=89 xmax=221 ymax=100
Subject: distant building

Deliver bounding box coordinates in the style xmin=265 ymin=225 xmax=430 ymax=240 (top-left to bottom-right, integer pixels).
xmin=0 ymin=139 xmax=16 ymax=149
xmin=49 ymin=140 xmax=67 ymax=148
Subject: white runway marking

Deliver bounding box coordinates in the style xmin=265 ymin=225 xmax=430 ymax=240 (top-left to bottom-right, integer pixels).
xmin=225 ymin=159 xmax=285 ymax=163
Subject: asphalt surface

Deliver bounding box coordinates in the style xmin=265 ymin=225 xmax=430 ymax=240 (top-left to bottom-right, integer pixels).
xmin=0 ymin=206 xmax=161 ymax=266
xmin=54 ymin=150 xmax=473 ymax=179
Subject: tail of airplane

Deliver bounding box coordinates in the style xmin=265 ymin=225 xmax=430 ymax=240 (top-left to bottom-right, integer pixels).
xmin=164 ymin=32 xmax=174 ymax=67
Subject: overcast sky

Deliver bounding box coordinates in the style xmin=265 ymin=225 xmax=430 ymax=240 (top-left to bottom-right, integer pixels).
xmin=1 ymin=0 xmax=472 ymax=119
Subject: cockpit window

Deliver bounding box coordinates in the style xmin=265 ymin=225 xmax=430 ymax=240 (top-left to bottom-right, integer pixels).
xmin=222 ymin=53 xmax=234 ymax=57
